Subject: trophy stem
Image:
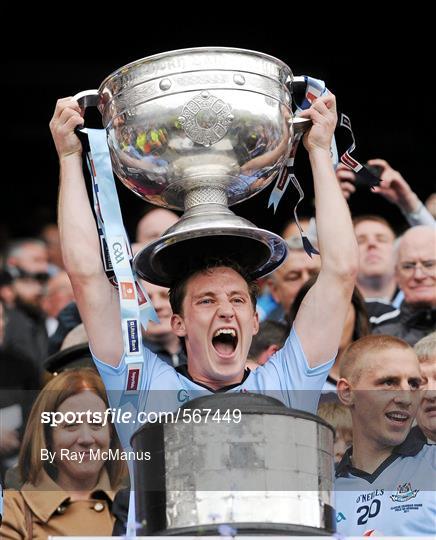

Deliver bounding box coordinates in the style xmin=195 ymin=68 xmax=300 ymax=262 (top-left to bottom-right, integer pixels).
xmin=184 ymin=186 xmax=228 ymax=211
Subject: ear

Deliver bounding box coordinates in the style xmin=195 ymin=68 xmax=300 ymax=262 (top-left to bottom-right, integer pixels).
xmin=266 ymin=344 xmax=279 ymax=358
xmin=171 ymin=314 xmax=186 ymax=337
xmin=257 ymin=344 xmax=279 ymax=366
xmin=337 ymin=377 xmax=354 ymax=407
xmin=267 ymin=278 xmax=280 ymax=303
xmin=252 ymin=310 xmax=260 ymax=336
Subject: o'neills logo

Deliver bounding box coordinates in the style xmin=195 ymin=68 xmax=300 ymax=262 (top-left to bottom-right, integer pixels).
xmin=127 ymin=320 xmax=139 ymax=353
xmin=127 ymin=367 xmax=140 ymax=391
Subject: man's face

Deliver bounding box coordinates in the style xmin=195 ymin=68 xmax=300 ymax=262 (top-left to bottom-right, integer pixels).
xmin=13 ymin=277 xmax=44 ymax=308
xmin=141 ymin=280 xmax=172 ymax=337
xmin=41 ymin=272 xmax=74 ymax=318
xmin=41 ymin=224 xmax=64 ymax=269
xmin=268 ymin=250 xmax=320 ymax=313
xmin=396 ymin=231 xmax=436 ymax=307
xmin=10 ymin=243 xmax=49 ymax=274
xmin=417 ymin=357 xmax=436 ymax=442
xmin=334 ymin=428 xmax=353 ymax=464
xmin=136 ymin=209 xmax=179 ymax=245
xmin=350 ymin=348 xmax=421 ymax=450
xmin=171 ymin=267 xmax=259 ymax=388
xmin=354 ymin=220 xmax=396 ymax=279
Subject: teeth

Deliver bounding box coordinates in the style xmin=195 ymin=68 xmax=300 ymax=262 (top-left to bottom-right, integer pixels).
xmin=214 ymin=328 xmax=236 ymax=338
xmin=387 ymin=412 xmax=408 ymax=420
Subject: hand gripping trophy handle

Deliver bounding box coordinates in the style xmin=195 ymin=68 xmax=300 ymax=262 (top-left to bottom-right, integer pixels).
xmin=73 ymin=89 xmax=99 ymax=135
xmin=69 ymin=49 xmax=317 ymax=286
xmin=287 ymin=76 xmax=313 ymax=135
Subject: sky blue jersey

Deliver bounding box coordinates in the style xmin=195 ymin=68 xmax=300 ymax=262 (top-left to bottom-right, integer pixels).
xmin=93 ymin=325 xmax=334 ymax=534
xmin=93 ymin=326 xmax=333 ymax=450
xmin=335 ymin=434 xmax=436 ymax=536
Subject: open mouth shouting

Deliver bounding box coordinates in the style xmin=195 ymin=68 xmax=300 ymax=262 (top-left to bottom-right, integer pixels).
xmin=212 ymin=328 xmax=239 ymax=359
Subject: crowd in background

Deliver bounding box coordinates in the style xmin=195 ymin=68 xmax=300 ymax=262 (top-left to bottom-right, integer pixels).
xmin=0 ymin=157 xmax=435 ymax=537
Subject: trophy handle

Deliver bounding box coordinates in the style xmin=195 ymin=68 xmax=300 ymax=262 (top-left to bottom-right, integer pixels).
xmin=287 ymin=76 xmax=312 ymax=134
xmin=73 ymin=89 xmax=99 ymax=135
xmin=293 ymin=117 xmax=312 ymax=135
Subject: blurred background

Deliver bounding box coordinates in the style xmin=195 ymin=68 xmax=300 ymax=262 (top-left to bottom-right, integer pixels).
xmin=2 ymin=19 xmax=428 ymax=246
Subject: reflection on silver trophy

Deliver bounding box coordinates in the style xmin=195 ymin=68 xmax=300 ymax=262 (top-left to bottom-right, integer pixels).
xmin=76 ymin=47 xmax=312 ymax=286
xmin=131 ymin=394 xmax=335 ymax=535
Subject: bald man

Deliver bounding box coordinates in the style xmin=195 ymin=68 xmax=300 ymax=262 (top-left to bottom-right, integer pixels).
xmin=412 ymin=332 xmax=436 ymax=444
xmin=335 ymin=334 xmax=435 ymax=536
xmin=372 ymin=226 xmax=436 ymax=345
xmin=135 ymin=207 xmax=179 ymax=245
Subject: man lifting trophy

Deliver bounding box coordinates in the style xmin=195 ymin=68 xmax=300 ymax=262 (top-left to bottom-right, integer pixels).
xmin=48 ymin=47 xmax=358 ymax=535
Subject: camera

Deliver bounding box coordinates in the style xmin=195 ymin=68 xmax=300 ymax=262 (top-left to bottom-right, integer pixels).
xmin=353 ymin=162 xmax=383 ymax=188
xmin=364 ymin=163 xmax=384 ymax=178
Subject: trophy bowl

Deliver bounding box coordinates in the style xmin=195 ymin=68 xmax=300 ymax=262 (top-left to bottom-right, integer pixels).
xmin=77 ymin=47 xmax=310 ymax=286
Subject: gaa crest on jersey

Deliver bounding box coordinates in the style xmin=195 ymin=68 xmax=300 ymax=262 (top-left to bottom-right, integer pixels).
xmin=390 ymin=482 xmax=419 ymax=503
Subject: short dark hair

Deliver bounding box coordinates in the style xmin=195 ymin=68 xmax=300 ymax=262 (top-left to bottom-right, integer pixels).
xmin=340 ymin=335 xmax=413 ymax=383
xmin=248 ymin=320 xmax=288 ymax=360
xmin=169 ymin=257 xmax=259 ymax=315
xmin=352 ymin=214 xmax=396 ymax=236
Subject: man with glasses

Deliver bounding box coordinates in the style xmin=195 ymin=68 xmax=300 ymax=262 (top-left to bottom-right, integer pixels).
xmin=3 ymin=239 xmax=51 ymax=367
xmin=372 ymin=225 xmax=436 ymax=345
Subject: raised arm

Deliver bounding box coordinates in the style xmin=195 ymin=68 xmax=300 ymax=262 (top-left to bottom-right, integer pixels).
xmin=368 ymin=158 xmax=435 ymax=227
xmin=294 ymin=94 xmax=358 ymax=367
xmin=50 ymin=98 xmax=123 ymax=366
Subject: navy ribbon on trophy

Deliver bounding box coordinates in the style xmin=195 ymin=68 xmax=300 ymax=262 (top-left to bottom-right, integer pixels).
xmin=268 ymin=76 xmax=380 ymax=257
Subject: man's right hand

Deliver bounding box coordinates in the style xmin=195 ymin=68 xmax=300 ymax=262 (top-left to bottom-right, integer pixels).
xmin=49 ymin=97 xmax=84 ymax=160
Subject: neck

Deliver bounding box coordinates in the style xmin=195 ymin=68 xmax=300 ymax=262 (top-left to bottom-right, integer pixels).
xmin=187 ymin=364 xmax=245 ymax=391
xmin=357 ymin=275 xmax=396 ymax=301
xmin=56 ymin=471 xmax=99 ymax=500
xmin=329 ymin=360 xmax=340 ymax=382
xmin=351 ymin=430 xmax=394 ymax=473
xmin=329 ymin=347 xmax=347 ymax=383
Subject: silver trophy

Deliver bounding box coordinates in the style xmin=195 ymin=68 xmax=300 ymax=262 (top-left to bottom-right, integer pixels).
xmin=131 ymin=393 xmax=335 ymax=535
xmin=76 ymin=47 xmax=311 ymax=286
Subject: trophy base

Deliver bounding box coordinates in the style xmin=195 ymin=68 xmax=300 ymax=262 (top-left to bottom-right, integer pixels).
xmin=133 ymin=204 xmax=287 ymax=287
